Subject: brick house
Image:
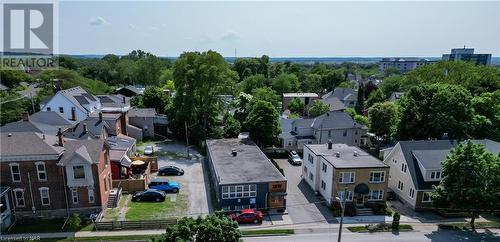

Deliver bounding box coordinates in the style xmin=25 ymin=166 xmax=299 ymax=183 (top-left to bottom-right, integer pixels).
xmin=0 ymin=131 xmax=112 ymax=218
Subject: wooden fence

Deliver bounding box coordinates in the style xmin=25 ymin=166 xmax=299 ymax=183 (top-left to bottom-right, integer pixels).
xmin=94 ymin=219 xmax=177 ymax=230
xmin=112 ymin=179 xmax=147 ymax=193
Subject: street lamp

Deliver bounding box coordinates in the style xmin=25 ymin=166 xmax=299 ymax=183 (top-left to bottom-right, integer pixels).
xmin=335 ymin=187 xmax=348 ymax=242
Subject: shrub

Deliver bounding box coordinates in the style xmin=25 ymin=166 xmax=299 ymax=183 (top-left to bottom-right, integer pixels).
xmin=67 ymin=213 xmax=82 ymax=231
xmin=392 ymin=212 xmax=400 ymax=230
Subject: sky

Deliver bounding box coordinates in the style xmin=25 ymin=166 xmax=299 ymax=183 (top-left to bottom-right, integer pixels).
xmin=58 ymin=0 xmax=500 ymax=57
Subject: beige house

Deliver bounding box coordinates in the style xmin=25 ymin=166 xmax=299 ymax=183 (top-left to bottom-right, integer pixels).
xmin=302 ymin=142 xmax=389 ymax=208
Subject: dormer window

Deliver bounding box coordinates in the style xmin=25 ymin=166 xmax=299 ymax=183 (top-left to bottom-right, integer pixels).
xmin=430 ymin=171 xmax=442 ymax=180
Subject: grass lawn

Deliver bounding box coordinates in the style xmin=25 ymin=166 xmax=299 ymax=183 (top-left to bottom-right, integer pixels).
xmin=438 ymin=221 xmax=500 ymax=230
xmin=125 ymin=192 xmax=188 ymax=220
xmin=347 ymin=224 xmax=413 ymax=233
xmin=8 ymin=218 xmax=94 ymax=234
xmin=102 ymin=194 xmax=129 ymax=221
xmin=241 ymin=229 xmax=294 ymax=237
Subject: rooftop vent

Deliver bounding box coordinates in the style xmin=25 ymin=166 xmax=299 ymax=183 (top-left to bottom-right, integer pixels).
xmin=7 ymin=133 xmax=12 ymax=137
xmin=335 ymin=152 xmax=340 ymax=158
xmin=231 ymin=148 xmax=237 ymax=156
xmin=353 ymin=151 xmax=358 ymax=157
xmin=328 ymin=139 xmax=333 ymax=150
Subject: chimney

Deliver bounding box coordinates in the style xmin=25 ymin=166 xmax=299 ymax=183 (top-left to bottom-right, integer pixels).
xmin=98 ymin=112 xmax=103 ymax=121
xmin=231 ymin=148 xmax=237 ymax=157
xmin=22 ymin=112 xmax=29 ymax=122
xmin=83 ymin=123 xmax=88 ymax=133
xmin=71 ymin=107 xmax=76 ymax=121
xmin=122 ymin=96 xmax=126 ymax=104
xmin=328 ymin=139 xmax=332 ymax=150
xmin=335 ymin=152 xmax=340 ymax=158
xmin=57 ymin=128 xmax=64 ymax=147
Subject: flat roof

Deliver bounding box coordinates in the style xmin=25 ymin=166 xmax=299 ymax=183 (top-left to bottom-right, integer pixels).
xmin=283 ymin=93 xmax=319 ymax=98
xmin=206 ymin=138 xmax=286 ymax=185
xmin=306 ymin=143 xmax=388 ymax=169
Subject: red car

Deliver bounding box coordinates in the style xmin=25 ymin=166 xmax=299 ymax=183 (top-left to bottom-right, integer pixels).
xmin=228 ymin=209 xmax=263 ymax=224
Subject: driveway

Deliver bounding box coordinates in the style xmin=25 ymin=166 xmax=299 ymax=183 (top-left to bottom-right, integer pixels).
xmin=138 ymin=140 xmax=212 ymax=218
xmin=275 ymin=159 xmax=337 ymax=225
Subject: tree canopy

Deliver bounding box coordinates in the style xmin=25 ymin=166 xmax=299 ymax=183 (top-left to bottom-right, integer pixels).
xmin=245 ymin=100 xmax=281 ymax=147
xmin=432 ymin=141 xmax=500 ymax=228
xmin=368 ymin=102 xmax=398 ymax=142
xmin=308 ymin=101 xmax=330 ymax=118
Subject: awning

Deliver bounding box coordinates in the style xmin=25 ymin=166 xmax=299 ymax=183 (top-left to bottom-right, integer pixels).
xmin=354 ymin=183 xmax=370 ymax=195
xmin=120 ymin=155 xmax=132 ymax=168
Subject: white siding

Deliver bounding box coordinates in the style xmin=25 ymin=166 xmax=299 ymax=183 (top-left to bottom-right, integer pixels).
xmin=318 ymin=156 xmax=334 ymax=203
xmin=42 ymin=93 xmax=87 ymax=122
xmin=384 ymin=144 xmax=417 ymax=208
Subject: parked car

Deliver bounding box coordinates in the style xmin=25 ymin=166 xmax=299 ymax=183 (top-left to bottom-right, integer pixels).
xmin=288 ymin=151 xmax=302 ymax=165
xmin=228 ymin=209 xmax=263 ymax=224
xmin=148 ymin=177 xmax=180 ymax=193
xmin=144 ymin=145 xmax=154 ymax=155
xmin=132 ymin=189 xmax=166 ymax=202
xmin=158 ymin=165 xmax=184 ymax=176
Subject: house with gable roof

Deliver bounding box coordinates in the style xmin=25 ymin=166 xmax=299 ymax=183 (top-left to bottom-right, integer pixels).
xmin=40 ymin=86 xmax=101 ymax=122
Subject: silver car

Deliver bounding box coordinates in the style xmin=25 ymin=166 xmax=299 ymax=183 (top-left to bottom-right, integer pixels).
xmin=144 ymin=145 xmax=154 ymax=155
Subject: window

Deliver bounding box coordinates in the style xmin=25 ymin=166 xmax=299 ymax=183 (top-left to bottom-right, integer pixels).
xmin=401 ymin=163 xmax=407 ymax=173
xmin=368 ymin=190 xmax=384 ymax=201
xmin=369 ymin=171 xmax=385 ymax=183
xmin=309 ymin=172 xmax=314 ymax=181
xmin=322 ymin=163 xmax=327 ymax=173
xmin=14 ymin=189 xmax=25 ymax=207
xmin=59 ymin=107 xmax=64 ymax=113
xmin=393 ymin=159 xmax=397 ymax=164
xmin=321 ymin=180 xmax=326 ymax=190
xmin=398 ymin=181 xmax=404 ymax=191
xmin=39 ymin=187 xmax=50 ymax=206
xmin=328 ymin=130 xmax=331 ymax=137
xmin=338 ymin=191 xmax=353 ymax=201
xmin=422 ymin=192 xmax=432 ymax=202
xmin=71 ymin=189 xmax=78 ymax=204
xmin=73 ymin=166 xmax=85 ymax=179
xmin=35 ymin=162 xmax=47 ymax=181
xmin=430 ymin=171 xmax=442 ymax=180
xmin=10 ymin=163 xmax=21 ymax=182
xmin=221 ymin=185 xmax=256 ymax=199
xmin=104 ymin=176 xmax=109 ymax=192
xmin=339 ymin=172 xmax=355 ymax=184
xmin=308 ymin=154 xmax=314 ymax=164
xmin=88 ymin=189 xmax=95 ymax=203
xmin=303 ymin=166 xmax=308 ymax=174
xmin=343 ymin=130 xmax=347 ymax=136
xmin=46 ymin=107 xmax=51 ymax=111
xmin=409 ymin=188 xmax=415 ymax=198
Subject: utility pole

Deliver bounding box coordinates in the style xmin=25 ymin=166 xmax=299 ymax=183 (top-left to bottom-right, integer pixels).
xmin=184 ymin=121 xmax=190 ymax=159
xmin=337 ymin=186 xmax=348 ymax=242
xmin=30 ymin=92 xmax=35 ymax=113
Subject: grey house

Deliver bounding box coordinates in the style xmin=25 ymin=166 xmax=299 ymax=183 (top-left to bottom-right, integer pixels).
xmin=206 ymin=138 xmax=287 ymax=212
xmin=127 ymin=108 xmax=156 ymax=139
xmin=321 ymin=88 xmax=358 ymax=108
xmin=280 ymin=110 xmax=368 ymax=150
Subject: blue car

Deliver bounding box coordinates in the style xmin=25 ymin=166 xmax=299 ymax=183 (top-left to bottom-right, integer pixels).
xmin=148 ymin=177 xmax=180 ymax=193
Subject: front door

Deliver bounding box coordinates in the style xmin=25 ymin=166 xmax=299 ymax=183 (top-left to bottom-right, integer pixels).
xmin=356 ymin=195 xmax=364 ymax=207
xmin=268 ymin=195 xmax=285 ymax=208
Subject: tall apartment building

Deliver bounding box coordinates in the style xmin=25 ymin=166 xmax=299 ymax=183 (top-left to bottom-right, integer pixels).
xmin=379 ymin=58 xmax=435 ymax=74
xmin=442 ymin=47 xmax=491 ymax=65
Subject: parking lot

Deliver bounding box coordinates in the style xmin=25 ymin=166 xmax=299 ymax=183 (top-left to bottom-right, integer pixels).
xmin=275 ymin=158 xmax=337 ymax=225
xmin=139 ymin=140 xmax=211 ymax=218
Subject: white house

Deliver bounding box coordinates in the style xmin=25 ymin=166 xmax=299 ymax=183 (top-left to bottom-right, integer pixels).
xmin=41 ymin=87 xmax=101 ymax=122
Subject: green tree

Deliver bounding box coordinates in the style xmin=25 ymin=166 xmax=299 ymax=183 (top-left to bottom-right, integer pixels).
xmin=392 ymin=212 xmax=400 ymax=230
xmin=245 ymin=100 xmax=281 ymax=147
xmin=302 ymin=73 xmax=323 ymax=93
xmin=470 ymin=91 xmax=500 ymax=141
xmin=142 ymin=86 xmax=170 ymax=114
xmin=379 ymin=75 xmax=404 ymax=97
xmin=368 ymin=102 xmax=398 ymax=142
xmin=251 ymin=87 xmax=279 ymax=110
xmin=223 ymin=113 xmax=241 ymax=138
xmin=365 ymin=89 xmax=386 ymax=108
xmin=158 ymin=213 xmax=241 ymax=242
xmin=288 ymin=98 xmax=304 ymax=115
xmin=432 ymin=141 xmax=500 ymax=229
xmin=355 ymin=85 xmax=365 ymax=114
xmin=270 ymin=73 xmax=300 ymax=95
xmin=67 ymin=213 xmax=82 ymax=231
xmin=169 ymin=51 xmax=238 ymax=141
xmin=0 ymin=70 xmax=31 ymax=88
xmin=396 ymin=84 xmax=473 ymax=140
xmin=238 ymin=74 xmax=266 ymax=94
xmin=308 ymin=101 xmax=330 ymax=117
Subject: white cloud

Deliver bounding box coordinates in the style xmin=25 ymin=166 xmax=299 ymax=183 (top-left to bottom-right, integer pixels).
xmin=89 ymin=17 xmax=109 ymax=26
xmin=128 ymin=24 xmax=137 ymax=30
xmin=147 ymin=26 xmax=159 ymax=31
xmin=220 ymin=31 xmax=240 ymax=42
